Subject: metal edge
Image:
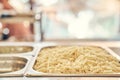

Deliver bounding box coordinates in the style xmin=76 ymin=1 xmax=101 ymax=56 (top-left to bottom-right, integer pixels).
xmin=26 ymin=43 xmax=120 ymax=77
xmin=0 ymin=43 xmax=37 ymax=56
xmin=25 ymin=43 xmax=57 ymax=76
xmin=26 ymin=73 xmax=120 ymax=77
xmin=102 ymin=46 xmax=120 ymax=61
xmin=32 ymin=42 xmax=57 ymax=56
xmin=109 ymin=47 xmax=120 ymax=56
xmin=0 ymin=55 xmax=32 ymax=77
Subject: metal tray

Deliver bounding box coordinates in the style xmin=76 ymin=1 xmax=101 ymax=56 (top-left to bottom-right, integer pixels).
xmin=26 ymin=44 xmax=120 ymax=77
xmin=109 ymin=47 xmax=120 ymax=56
xmin=0 ymin=42 xmax=38 ymax=56
xmin=0 ymin=46 xmax=33 ymax=53
xmin=0 ymin=55 xmax=31 ymax=77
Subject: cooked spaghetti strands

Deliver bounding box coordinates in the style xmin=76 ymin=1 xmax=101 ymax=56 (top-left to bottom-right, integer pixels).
xmin=34 ymin=46 xmax=120 ymax=74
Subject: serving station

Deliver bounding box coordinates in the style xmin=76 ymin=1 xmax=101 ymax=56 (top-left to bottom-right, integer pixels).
xmin=0 ymin=41 xmax=119 ymax=80
xmin=0 ymin=0 xmax=120 ymax=80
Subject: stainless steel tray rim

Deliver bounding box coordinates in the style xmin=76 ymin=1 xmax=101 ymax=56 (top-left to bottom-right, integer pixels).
xmin=26 ymin=44 xmax=120 ymax=77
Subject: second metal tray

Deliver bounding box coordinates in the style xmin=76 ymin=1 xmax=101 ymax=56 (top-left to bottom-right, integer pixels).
xmin=0 ymin=55 xmax=31 ymax=77
xmin=0 ymin=42 xmax=38 ymax=56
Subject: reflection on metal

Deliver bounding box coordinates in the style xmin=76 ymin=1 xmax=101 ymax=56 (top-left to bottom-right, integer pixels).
xmin=0 ymin=46 xmax=33 ymax=53
xmin=0 ymin=57 xmax=27 ymax=73
xmin=34 ymin=12 xmax=42 ymax=42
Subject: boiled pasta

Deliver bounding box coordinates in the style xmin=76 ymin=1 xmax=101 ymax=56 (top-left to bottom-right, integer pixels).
xmin=33 ymin=46 xmax=120 ymax=74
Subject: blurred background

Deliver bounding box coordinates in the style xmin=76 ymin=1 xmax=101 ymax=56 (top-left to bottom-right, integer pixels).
xmin=0 ymin=0 xmax=120 ymax=42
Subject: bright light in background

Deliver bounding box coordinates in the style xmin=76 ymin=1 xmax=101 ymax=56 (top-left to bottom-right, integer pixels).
xmin=8 ymin=0 xmax=30 ymax=13
xmin=3 ymin=28 xmax=9 ymax=35
xmin=21 ymin=0 xmax=29 ymax=3
xmin=0 ymin=3 xmax=3 ymax=10
xmin=8 ymin=0 xmax=24 ymax=13
xmin=35 ymin=13 xmax=41 ymax=20
xmin=36 ymin=0 xmax=58 ymax=6
xmin=87 ymin=0 xmax=120 ymax=16
xmin=0 ymin=23 xmax=2 ymax=34
xmin=94 ymin=25 xmax=111 ymax=38
xmin=56 ymin=12 xmax=75 ymax=24
xmin=105 ymin=0 xmax=120 ymax=15
xmin=86 ymin=0 xmax=100 ymax=7
xmin=78 ymin=10 xmax=94 ymax=22
xmin=68 ymin=19 xmax=93 ymax=38
xmin=23 ymin=21 xmax=30 ymax=28
xmin=68 ymin=10 xmax=94 ymax=38
xmin=0 ymin=23 xmax=2 ymax=29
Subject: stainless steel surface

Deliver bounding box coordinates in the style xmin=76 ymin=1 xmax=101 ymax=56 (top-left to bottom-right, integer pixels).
xmin=0 ymin=42 xmax=38 ymax=56
xmin=0 ymin=55 xmax=31 ymax=77
xmin=0 ymin=46 xmax=33 ymax=53
xmin=26 ymin=43 xmax=120 ymax=77
xmin=0 ymin=77 xmax=120 ymax=80
xmin=110 ymin=47 xmax=120 ymax=56
xmin=0 ymin=57 xmax=27 ymax=73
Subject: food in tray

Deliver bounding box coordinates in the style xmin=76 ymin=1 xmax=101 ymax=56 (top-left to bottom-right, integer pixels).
xmin=0 ymin=57 xmax=27 ymax=73
xmin=33 ymin=46 xmax=120 ymax=74
xmin=0 ymin=46 xmax=33 ymax=53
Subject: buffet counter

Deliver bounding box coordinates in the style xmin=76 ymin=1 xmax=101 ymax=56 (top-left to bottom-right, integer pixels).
xmin=0 ymin=41 xmax=120 ymax=80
